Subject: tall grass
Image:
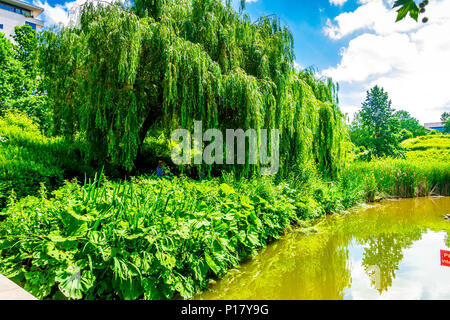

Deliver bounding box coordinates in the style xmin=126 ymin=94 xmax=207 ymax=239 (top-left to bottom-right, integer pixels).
xmin=341 ymin=159 xmax=450 ymax=199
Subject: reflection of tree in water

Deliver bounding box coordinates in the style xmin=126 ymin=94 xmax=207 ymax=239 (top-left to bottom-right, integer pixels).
xmin=198 ymin=230 xmax=353 ymax=300
xmin=362 ymin=230 xmax=422 ymax=293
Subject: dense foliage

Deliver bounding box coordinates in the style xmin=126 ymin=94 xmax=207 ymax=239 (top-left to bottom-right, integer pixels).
xmin=441 ymin=112 xmax=450 ymax=133
xmin=0 ymin=174 xmax=327 ymax=300
xmin=40 ymin=1 xmax=348 ymax=177
xmin=0 ymin=111 xmax=92 ymax=209
xmin=0 ymin=110 xmax=446 ymax=301
xmin=395 ymin=110 xmax=427 ymax=140
xmin=350 ymin=86 xmax=406 ymax=160
xmin=341 ymin=159 xmax=450 ymax=199
xmin=0 ymin=27 xmax=50 ymax=133
xmin=402 ymin=134 xmax=450 ymax=163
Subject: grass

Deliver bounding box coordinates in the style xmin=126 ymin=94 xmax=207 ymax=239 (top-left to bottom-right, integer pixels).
xmin=402 ymin=134 xmax=450 ymax=163
xmin=341 ymin=159 xmax=450 ymax=199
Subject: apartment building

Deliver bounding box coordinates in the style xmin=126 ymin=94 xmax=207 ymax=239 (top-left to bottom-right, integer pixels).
xmin=0 ymin=0 xmax=44 ymax=39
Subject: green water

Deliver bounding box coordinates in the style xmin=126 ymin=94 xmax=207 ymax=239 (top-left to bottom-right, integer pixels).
xmin=196 ymin=197 xmax=450 ymax=300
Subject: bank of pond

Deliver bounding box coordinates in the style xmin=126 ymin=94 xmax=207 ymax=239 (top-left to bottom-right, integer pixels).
xmin=0 ymin=159 xmax=449 ymax=300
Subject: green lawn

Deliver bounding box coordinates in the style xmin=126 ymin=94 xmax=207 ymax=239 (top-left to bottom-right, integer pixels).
xmin=402 ymin=134 xmax=450 ymax=162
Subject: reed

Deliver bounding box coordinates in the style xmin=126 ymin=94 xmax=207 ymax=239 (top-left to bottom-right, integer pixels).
xmin=342 ymin=159 xmax=450 ymax=199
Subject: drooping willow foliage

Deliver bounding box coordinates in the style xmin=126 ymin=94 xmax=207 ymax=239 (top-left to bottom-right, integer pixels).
xmin=39 ymin=0 xmax=348 ymax=177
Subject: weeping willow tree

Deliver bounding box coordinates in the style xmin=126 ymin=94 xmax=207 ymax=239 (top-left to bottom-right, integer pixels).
xmin=40 ymin=0 xmax=348 ymax=177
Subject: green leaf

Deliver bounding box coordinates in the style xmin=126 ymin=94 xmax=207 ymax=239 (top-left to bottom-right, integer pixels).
xmin=56 ymin=266 xmax=95 ymax=300
xmin=219 ymin=183 xmax=235 ymax=196
xmin=46 ymin=242 xmax=72 ymax=262
xmin=174 ymin=276 xmax=195 ymax=299
xmin=143 ymin=277 xmax=164 ymax=300
xmin=155 ymin=251 xmax=176 ymax=270
xmin=394 ymin=0 xmax=419 ymax=22
xmin=70 ymin=222 xmax=88 ymax=237
xmin=112 ymin=277 xmax=144 ymax=300
xmin=204 ymin=253 xmax=221 ymax=275
xmin=393 ymin=0 xmax=412 ymax=8
xmin=47 ymin=231 xmax=69 ymax=243
xmin=247 ymin=232 xmax=260 ymax=246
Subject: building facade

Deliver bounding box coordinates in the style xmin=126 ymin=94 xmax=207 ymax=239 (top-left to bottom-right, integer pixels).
xmin=424 ymin=122 xmax=445 ymax=132
xmin=0 ymin=0 xmax=43 ymax=39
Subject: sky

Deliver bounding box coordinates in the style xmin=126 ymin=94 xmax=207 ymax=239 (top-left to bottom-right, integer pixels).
xmin=31 ymin=0 xmax=450 ymax=124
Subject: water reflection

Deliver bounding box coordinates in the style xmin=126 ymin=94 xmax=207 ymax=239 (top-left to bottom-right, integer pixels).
xmin=361 ymin=228 xmax=422 ymax=293
xmin=196 ymin=197 xmax=450 ymax=300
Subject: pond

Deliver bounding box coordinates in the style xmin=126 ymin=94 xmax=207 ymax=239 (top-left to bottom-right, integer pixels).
xmin=196 ymin=197 xmax=450 ymax=300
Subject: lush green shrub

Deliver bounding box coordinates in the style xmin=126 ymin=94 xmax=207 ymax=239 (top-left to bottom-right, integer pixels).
xmin=0 ymin=175 xmax=300 ymax=300
xmin=401 ymin=134 xmax=450 ymax=163
xmin=0 ymin=27 xmax=51 ymax=134
xmin=0 ymin=110 xmax=92 ymax=208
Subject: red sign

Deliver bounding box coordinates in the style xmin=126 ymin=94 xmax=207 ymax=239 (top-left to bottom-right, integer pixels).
xmin=441 ymin=250 xmax=450 ymax=267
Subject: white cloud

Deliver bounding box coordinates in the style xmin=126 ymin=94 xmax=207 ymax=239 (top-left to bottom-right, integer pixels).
xmin=293 ymin=61 xmax=303 ymax=72
xmin=34 ymin=0 xmax=121 ymax=27
xmin=324 ymin=0 xmax=419 ymax=40
xmin=346 ymin=231 xmax=450 ymax=300
xmin=329 ymin=0 xmax=349 ymax=6
xmin=34 ymin=0 xmax=78 ymax=26
xmin=322 ymin=0 xmax=450 ymax=123
xmin=324 ymin=33 xmax=418 ymax=83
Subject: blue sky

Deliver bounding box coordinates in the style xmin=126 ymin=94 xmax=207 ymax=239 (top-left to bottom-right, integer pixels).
xmin=36 ymin=0 xmax=358 ymax=70
xmin=240 ymin=0 xmax=360 ymax=71
xmin=32 ymin=0 xmax=450 ymax=124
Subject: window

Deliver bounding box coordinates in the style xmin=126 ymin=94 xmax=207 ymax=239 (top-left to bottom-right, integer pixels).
xmin=0 ymin=2 xmax=31 ymax=17
xmin=0 ymin=24 xmax=3 ymax=30
xmin=25 ymin=22 xmax=36 ymax=30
